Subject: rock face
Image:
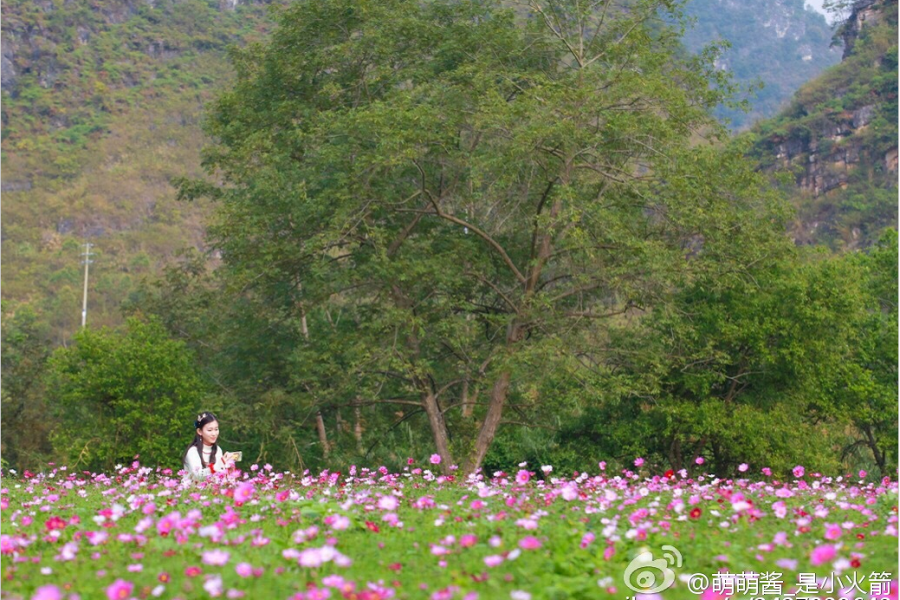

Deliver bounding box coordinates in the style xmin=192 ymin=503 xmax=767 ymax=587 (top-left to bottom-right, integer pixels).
xmin=681 ymin=0 xmax=841 ymax=130
xmin=841 ymin=0 xmax=883 ymax=58
xmin=750 ymin=0 xmax=898 ymax=248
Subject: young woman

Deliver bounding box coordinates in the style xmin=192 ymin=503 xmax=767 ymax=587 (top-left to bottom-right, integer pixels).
xmin=182 ymin=412 xmax=237 ymax=483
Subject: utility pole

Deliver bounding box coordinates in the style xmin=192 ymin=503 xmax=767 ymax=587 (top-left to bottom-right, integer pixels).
xmin=81 ymin=242 xmax=94 ymax=328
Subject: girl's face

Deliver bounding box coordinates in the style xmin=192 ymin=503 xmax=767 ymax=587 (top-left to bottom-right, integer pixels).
xmin=197 ymin=421 xmax=219 ymax=446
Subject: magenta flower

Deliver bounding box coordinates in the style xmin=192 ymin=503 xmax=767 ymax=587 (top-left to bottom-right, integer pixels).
xmin=598 ymin=461 xmax=607 ymax=471
xmin=459 ymin=534 xmax=478 ymax=548
xmin=106 ymin=579 xmax=134 ymax=600
xmin=793 ymin=465 xmax=805 ymax=478
xmin=762 ymin=467 xmax=772 ymax=476
xmin=233 ymin=482 xmax=255 ymax=504
xmin=824 ymin=523 xmax=843 ymax=541
xmin=580 ymin=532 xmax=595 ymax=549
xmin=519 ymin=536 xmax=542 ymax=550
xmin=430 ymin=454 xmax=442 ymax=465
xmin=810 ymin=544 xmax=836 ymax=566
xmin=634 ymin=458 xmax=644 ymax=467
xmin=515 ymin=470 xmax=531 ymax=485
xmin=695 ymin=457 xmax=705 ymax=465
xmin=31 ymin=585 xmax=63 ymax=600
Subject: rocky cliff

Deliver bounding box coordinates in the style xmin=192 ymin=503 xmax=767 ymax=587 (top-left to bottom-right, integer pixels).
xmin=748 ymin=0 xmax=898 ymax=248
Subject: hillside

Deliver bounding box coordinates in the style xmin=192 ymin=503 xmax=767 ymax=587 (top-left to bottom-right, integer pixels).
xmin=681 ymin=0 xmax=842 ymax=130
xmin=0 ymin=0 xmax=889 ymax=347
xmin=747 ymin=0 xmax=898 ymax=249
xmin=1 ymin=0 xmax=274 ymax=342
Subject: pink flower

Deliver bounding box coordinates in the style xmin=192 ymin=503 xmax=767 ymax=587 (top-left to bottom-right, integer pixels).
xmin=377 ymin=496 xmax=399 ymax=511
xmin=31 ymin=585 xmax=63 ymax=600
xmin=700 ymin=586 xmax=729 ymax=600
xmin=695 ymin=457 xmax=705 ymax=465
xmin=484 ymin=555 xmax=504 ymax=567
xmin=603 ymin=545 xmax=615 ymax=561
xmin=793 ymin=465 xmax=805 ymax=478
xmin=515 ymin=470 xmax=531 ymax=485
xmin=824 ymin=523 xmax=843 ymax=541
xmin=460 ymin=534 xmax=478 ymax=548
xmin=810 ymin=544 xmax=836 ymax=566
xmin=106 ymin=579 xmax=134 ymax=600
xmin=430 ymin=454 xmax=442 ymax=465
xmin=519 ymin=536 xmax=542 ymax=550
xmin=235 ymin=562 xmax=253 ymax=578
xmin=634 ymin=458 xmax=644 ymax=467
xmin=203 ymin=574 xmax=224 ymax=597
xmin=598 ymin=461 xmax=607 ymax=471
xmin=202 ymin=549 xmax=230 ymax=566
xmin=858 ymin=470 xmax=867 ymax=478
xmin=762 ymin=467 xmax=772 ymax=476
xmin=233 ymin=482 xmax=255 ymax=504
xmin=580 ymin=532 xmax=595 ymax=549
xmin=738 ymin=463 xmax=748 ymax=472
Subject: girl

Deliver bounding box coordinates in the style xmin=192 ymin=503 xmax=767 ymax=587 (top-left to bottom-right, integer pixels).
xmin=182 ymin=412 xmax=237 ymax=483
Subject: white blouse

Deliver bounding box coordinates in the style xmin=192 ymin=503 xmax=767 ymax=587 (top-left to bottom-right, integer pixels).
xmin=183 ymin=445 xmax=228 ymax=483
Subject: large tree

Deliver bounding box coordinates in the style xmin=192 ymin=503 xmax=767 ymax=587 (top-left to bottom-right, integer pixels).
xmin=184 ymin=0 xmax=790 ymax=473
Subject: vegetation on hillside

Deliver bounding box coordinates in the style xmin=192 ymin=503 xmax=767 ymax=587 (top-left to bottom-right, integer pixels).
xmin=1 ymin=0 xmax=274 ymax=343
xmin=746 ymin=0 xmax=898 ymax=248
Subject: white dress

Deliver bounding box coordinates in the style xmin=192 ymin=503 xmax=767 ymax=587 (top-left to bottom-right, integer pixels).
xmin=182 ymin=445 xmax=228 ymax=484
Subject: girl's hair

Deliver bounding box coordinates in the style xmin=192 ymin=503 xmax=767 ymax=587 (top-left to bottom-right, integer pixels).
xmin=181 ymin=411 xmax=219 ymax=468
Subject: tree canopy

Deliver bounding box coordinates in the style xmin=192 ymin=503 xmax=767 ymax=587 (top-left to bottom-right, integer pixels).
xmin=178 ymin=0 xmax=794 ymax=474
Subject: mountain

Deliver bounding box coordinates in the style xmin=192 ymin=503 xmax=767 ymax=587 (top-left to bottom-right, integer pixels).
xmin=681 ymin=0 xmax=842 ymax=130
xmin=1 ymin=0 xmax=274 ymax=342
xmin=0 ymin=0 xmax=891 ymax=345
xmin=746 ymin=0 xmax=898 ymax=249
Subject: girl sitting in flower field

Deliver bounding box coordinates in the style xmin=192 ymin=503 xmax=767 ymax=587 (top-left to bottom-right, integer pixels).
xmin=181 ymin=412 xmax=238 ymax=483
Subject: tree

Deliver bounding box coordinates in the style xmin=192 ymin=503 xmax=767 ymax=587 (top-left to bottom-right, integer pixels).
xmin=1 ymin=301 xmax=54 ymax=469
xmin=184 ymin=0 xmax=790 ymax=473
xmin=563 ymin=231 xmax=897 ymax=477
xmin=46 ymin=317 xmax=207 ymax=471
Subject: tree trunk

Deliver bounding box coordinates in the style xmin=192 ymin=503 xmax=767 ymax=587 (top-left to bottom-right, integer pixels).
xmin=463 ymin=369 xmax=511 ymax=475
xmin=461 ymin=378 xmax=474 ymax=418
xmin=354 ymin=398 xmax=364 ymax=454
xmin=422 ymin=391 xmax=453 ymax=473
xmin=316 ymin=411 xmax=330 ymax=458
xmin=863 ymin=423 xmax=886 ymax=475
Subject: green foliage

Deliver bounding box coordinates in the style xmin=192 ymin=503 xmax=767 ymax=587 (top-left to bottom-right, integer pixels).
xmin=0 ymin=301 xmax=55 ymax=469
xmin=175 ymin=0 xmax=793 ymax=473
xmin=45 ymin=317 xmax=207 ymax=471
xmin=1 ymin=0 xmax=276 ymax=344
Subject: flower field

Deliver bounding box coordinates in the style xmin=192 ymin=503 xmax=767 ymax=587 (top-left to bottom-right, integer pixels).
xmin=2 ymin=460 xmax=897 ymax=600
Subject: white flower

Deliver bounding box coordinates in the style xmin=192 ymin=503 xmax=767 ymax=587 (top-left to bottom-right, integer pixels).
xmin=510 ymin=591 xmax=531 ymax=600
